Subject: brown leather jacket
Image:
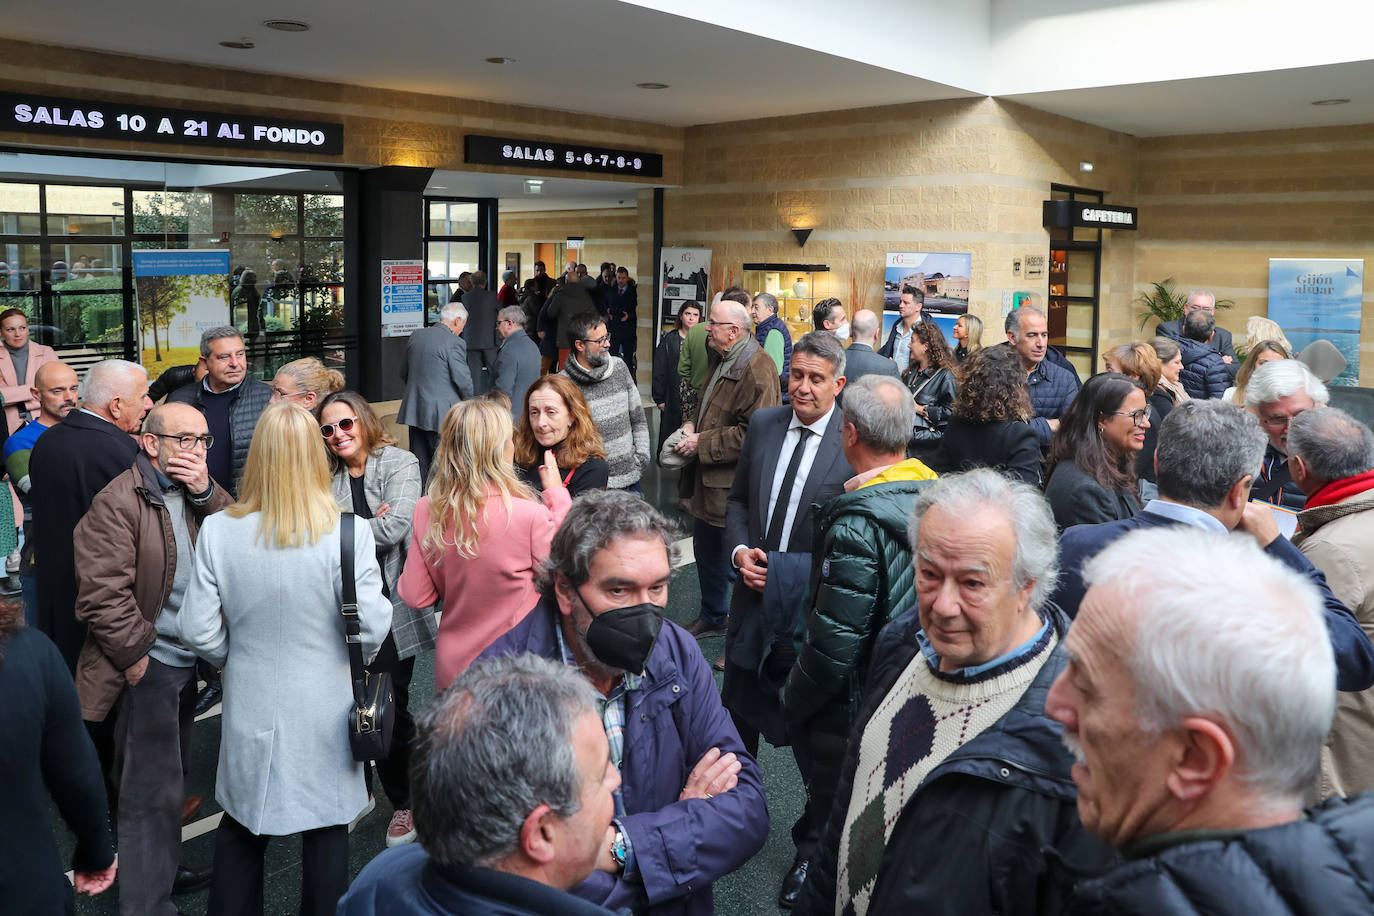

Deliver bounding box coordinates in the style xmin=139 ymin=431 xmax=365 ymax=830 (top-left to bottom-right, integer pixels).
xmin=73 ymin=453 xmax=233 ymax=721
xmin=690 ymin=337 xmax=782 ymax=526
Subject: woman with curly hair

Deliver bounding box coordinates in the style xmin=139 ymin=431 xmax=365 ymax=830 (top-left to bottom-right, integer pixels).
xmin=513 ymin=374 xmax=609 ymax=498
xmin=1043 ymin=372 xmax=1148 ymax=529
xmin=928 ymin=344 xmax=1040 ymax=485
xmin=399 ymin=398 xmax=569 ymax=689
xmin=903 ymin=323 xmax=957 ymax=459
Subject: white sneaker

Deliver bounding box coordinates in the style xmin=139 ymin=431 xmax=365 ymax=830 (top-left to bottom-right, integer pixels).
xmin=385 ymin=808 xmax=417 ymax=847
xmin=348 ymin=795 xmax=376 ymax=833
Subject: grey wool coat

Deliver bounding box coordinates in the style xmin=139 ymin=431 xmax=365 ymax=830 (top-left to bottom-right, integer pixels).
xmin=396 ymin=323 xmax=473 ymax=432
xmin=330 ymin=445 xmax=437 ymax=659
xmin=178 ymin=511 xmax=391 ymax=836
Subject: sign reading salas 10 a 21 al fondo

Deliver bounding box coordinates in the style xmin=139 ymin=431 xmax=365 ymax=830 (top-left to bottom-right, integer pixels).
xmin=0 ymin=92 xmax=344 ymax=155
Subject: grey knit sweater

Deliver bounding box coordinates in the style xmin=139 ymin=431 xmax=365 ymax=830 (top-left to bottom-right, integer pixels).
xmin=563 ymin=355 xmax=650 ymax=488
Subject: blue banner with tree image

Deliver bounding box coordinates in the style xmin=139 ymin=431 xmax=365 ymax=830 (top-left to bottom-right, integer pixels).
xmin=1267 ymin=258 xmax=1362 ymax=387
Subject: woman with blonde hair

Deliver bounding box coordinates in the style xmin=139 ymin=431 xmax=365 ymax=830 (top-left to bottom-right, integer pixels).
xmin=179 ymin=402 xmax=391 ymax=915
xmin=513 ymin=373 xmax=609 ymax=498
xmin=1226 ymin=339 xmax=1290 ymax=406
xmin=320 ymin=389 xmax=427 ymax=848
xmin=270 ymin=356 xmax=345 ymax=413
xmin=1243 ymin=315 xmax=1293 ymax=356
xmin=399 ymin=398 xmax=569 ymax=688
xmin=952 ymin=313 xmax=983 ymax=362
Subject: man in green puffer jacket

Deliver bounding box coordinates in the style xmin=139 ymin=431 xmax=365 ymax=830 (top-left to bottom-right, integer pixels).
xmin=780 ymin=374 xmax=937 ymax=908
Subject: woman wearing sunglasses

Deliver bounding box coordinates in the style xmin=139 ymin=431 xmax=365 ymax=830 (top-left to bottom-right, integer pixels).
xmin=318 ymin=389 xmax=427 ymax=849
xmin=399 ymin=398 xmax=568 ymax=691
xmin=1043 ymin=372 xmax=1149 ymax=530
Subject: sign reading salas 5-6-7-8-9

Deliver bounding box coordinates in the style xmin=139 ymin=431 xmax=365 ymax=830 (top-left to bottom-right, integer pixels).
xmin=0 ymin=91 xmax=344 ymax=155
xmin=464 ymin=134 xmax=663 ymax=178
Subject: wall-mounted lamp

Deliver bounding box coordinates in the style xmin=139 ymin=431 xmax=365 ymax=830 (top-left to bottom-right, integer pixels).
xmin=791 ymin=227 xmax=813 ymax=248
xmin=1078 ymin=161 xmax=1094 ymax=173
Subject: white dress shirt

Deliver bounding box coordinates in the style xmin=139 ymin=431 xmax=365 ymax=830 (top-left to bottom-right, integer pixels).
xmin=734 ymin=404 xmax=835 ymax=563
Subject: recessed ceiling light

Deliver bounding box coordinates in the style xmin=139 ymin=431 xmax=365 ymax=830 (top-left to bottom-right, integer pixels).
xmin=219 ymin=38 xmax=255 ymax=49
xmin=485 ymin=56 xmax=515 ymax=65
xmin=1311 ymin=98 xmax=1351 ymax=106
xmin=636 ymin=82 xmax=670 ymax=90
xmin=263 ymin=19 xmax=310 ymax=32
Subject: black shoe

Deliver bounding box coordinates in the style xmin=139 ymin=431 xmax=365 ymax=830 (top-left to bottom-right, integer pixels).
xmin=778 ymin=856 xmax=809 ymax=909
xmin=684 ymin=617 xmax=726 ymax=639
xmin=193 ymin=682 xmax=222 ymax=716
xmin=172 ymin=863 xmax=213 ymax=896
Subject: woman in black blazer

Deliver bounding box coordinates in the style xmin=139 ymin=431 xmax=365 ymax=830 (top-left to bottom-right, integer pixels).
xmin=652 ymin=301 xmax=702 ymax=460
xmin=929 ymin=344 xmax=1041 ymax=486
xmin=1043 ymin=372 xmax=1149 ymax=529
xmin=1104 ymin=341 xmax=1171 ymax=485
xmin=903 ymin=323 xmax=958 ymax=461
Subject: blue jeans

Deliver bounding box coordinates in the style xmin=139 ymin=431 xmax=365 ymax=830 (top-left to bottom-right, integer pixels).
xmin=692 ymin=517 xmax=734 ymax=626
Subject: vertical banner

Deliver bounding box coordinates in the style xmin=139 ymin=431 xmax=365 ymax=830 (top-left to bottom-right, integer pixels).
xmin=132 ymin=249 xmax=231 ymax=381
xmin=381 ymin=259 xmax=425 ymax=338
xmin=884 ymin=251 xmax=971 ymax=346
xmin=659 ymin=247 xmax=712 ymax=331
xmin=1268 ymin=258 xmax=1363 ymax=386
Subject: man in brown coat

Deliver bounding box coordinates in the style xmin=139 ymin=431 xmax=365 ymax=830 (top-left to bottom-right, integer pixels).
xmin=674 ymin=294 xmax=781 ymax=638
xmin=1289 ymin=407 xmax=1374 ymax=799
xmin=74 ymin=401 xmax=232 ymax=915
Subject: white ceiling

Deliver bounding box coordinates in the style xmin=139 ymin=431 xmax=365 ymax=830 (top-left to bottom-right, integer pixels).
xmin=4 ymin=0 xmax=1374 ymax=137
xmin=428 ymin=171 xmax=645 ymax=212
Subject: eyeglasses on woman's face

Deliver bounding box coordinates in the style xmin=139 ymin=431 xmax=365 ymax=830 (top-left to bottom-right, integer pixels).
xmin=1103 ymin=409 xmax=1150 ymax=427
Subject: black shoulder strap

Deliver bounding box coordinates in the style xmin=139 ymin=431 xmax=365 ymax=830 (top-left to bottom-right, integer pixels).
xmin=339 ymin=513 xmax=365 ymax=705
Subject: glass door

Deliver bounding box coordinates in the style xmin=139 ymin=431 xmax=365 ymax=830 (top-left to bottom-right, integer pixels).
xmin=1047 ymin=184 xmax=1103 ymax=379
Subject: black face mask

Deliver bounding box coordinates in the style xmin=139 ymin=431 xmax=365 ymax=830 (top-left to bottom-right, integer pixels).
xmin=580 ymin=596 xmax=664 ymax=674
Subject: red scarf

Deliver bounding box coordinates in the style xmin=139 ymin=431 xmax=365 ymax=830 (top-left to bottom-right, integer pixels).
xmin=1306 ymin=468 xmax=1374 ymax=510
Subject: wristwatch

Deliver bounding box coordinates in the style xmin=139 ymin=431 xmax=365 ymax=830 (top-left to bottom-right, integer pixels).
xmin=609 ymin=825 xmax=628 ymax=873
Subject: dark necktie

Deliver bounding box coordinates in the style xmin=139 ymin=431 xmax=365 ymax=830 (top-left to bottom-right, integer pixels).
xmin=765 ymin=427 xmax=811 ymax=552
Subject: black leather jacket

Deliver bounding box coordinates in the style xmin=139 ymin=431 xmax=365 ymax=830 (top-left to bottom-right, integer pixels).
xmin=903 ymin=364 xmax=956 ymax=452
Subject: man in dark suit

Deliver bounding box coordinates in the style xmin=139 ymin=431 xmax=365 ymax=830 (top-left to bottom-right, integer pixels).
xmin=1155 ymin=289 xmax=1238 ymax=379
xmin=30 ymin=358 xmax=152 ymax=672
xmin=606 ymin=267 xmax=638 ymax=377
xmin=1051 ymin=399 xmax=1374 ymax=693
xmin=460 ymin=270 xmax=500 ymax=394
xmin=492 ymin=305 xmax=541 ymax=420
xmin=397 ymin=302 xmax=473 ymax=483
xmin=878 ymin=285 xmax=926 ymax=374
xmin=722 ymin=331 xmax=856 ymax=908
xmin=844 ymin=309 xmax=901 ymax=387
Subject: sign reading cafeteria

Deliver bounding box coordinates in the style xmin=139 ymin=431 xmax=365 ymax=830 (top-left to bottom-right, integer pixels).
xmin=464 ymin=134 xmax=663 ymax=178
xmin=0 ymin=91 xmax=344 ymax=154
xmin=380 ymin=260 xmax=425 ymax=338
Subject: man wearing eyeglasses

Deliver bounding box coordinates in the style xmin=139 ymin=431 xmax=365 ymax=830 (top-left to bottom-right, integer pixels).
xmin=1154 ymin=290 xmax=1239 ymax=379
xmin=562 ymin=311 xmax=649 ymax=492
xmin=1245 ymin=359 xmax=1329 ymax=511
xmin=72 ymin=401 xmax=233 ymax=915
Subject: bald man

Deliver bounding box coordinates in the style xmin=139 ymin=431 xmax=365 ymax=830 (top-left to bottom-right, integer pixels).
xmin=4 ymin=360 xmax=80 ymax=620
xmin=75 ymin=401 xmax=232 ymax=912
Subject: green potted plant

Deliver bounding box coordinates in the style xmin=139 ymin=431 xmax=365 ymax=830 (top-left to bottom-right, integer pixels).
xmin=1134 ymin=278 xmax=1232 ymax=330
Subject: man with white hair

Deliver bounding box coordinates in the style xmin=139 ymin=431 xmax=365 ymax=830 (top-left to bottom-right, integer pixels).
xmin=1289 ymin=407 xmax=1374 ymax=798
xmin=797 ymin=469 xmax=1110 ymax=916
xmin=31 ymin=359 xmax=153 ymax=671
xmin=1049 ymin=526 xmax=1374 ymax=912
xmin=1245 ymin=358 xmax=1329 ymax=510
xmin=396 ymin=301 xmax=472 ymax=483
xmin=1155 ymin=288 xmax=1238 ymax=377
xmin=1052 ymin=399 xmax=1374 ymax=692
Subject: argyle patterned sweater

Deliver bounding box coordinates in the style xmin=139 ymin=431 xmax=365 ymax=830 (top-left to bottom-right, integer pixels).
xmin=835 ymin=628 xmax=1059 ymax=916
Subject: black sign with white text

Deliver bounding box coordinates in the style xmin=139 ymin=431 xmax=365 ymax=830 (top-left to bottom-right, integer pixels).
xmin=1042 ymin=200 xmax=1138 ymax=230
xmin=0 ymin=92 xmax=344 ymax=155
xmin=464 ymin=134 xmax=663 ymax=178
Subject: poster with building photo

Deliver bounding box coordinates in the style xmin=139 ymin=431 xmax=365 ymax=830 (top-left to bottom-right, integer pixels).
xmin=1268 ymin=258 xmax=1363 ymax=386
xmin=884 ymin=251 xmax=971 ymax=346
xmin=659 ymin=247 xmax=711 ymax=328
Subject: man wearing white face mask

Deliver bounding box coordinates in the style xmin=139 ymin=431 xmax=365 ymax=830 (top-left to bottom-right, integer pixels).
xmin=475 ymin=491 xmax=770 ymax=916
xmin=812 ymin=298 xmax=849 ymax=340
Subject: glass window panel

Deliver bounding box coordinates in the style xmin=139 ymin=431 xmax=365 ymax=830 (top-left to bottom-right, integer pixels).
xmin=0 ymin=183 xmax=41 ymax=235
xmin=46 ymin=185 xmax=125 ymax=235
xmin=1066 ymin=251 xmax=1096 ymax=298
xmin=1066 ymin=350 xmax=1093 ymax=380
xmin=132 ymin=189 xmax=214 ymax=237
xmin=426 ymin=241 xmax=479 ymax=283
xmin=428 ymin=202 xmax=477 ymax=237
xmin=1065 ymin=303 xmax=1095 ymax=349
xmin=303 ymin=240 xmax=344 ymax=284
xmin=0 ymin=243 xmax=42 ymax=292
xmin=52 ymin=290 xmax=127 ymax=349
xmin=304 ymin=194 xmax=343 ymax=237
xmin=52 ymin=243 xmax=124 ymax=287
xmin=234 ymin=194 xmax=298 ymax=236
xmin=300 ymin=284 xmax=344 ymax=330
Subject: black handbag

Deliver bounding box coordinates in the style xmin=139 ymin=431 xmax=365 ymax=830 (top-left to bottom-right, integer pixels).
xmin=340 ymin=513 xmax=395 ymax=762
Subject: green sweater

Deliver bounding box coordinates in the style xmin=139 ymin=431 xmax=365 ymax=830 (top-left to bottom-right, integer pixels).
xmin=677 ymin=321 xmax=712 ymax=390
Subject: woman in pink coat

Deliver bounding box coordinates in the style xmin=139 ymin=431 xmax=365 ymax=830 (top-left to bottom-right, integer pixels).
xmin=0 ymin=308 xmax=58 ymax=435
xmin=398 ymin=397 xmax=570 ymax=688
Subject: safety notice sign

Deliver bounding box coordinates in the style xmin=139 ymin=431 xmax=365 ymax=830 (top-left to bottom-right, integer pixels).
xmin=380 ymin=259 xmax=425 ymax=338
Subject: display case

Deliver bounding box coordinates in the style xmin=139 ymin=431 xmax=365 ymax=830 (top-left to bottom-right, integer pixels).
xmin=742 ymin=262 xmax=829 ymax=341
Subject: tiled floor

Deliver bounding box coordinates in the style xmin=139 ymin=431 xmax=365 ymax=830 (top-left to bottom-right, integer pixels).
xmin=60 ymin=438 xmax=807 ymax=915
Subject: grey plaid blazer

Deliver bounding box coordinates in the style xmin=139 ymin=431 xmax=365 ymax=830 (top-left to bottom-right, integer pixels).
xmin=331 ymin=445 xmax=437 ymax=658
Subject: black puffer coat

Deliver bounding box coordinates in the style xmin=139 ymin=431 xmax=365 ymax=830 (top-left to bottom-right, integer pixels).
xmin=1067 ymin=793 xmax=1374 ymax=915
xmin=1173 ymin=333 xmax=1230 ymax=399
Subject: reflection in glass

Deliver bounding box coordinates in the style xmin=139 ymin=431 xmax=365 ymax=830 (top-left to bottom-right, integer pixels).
xmin=305 ymin=194 xmax=343 ymax=237
xmin=0 ymin=184 xmax=41 ymax=235
xmin=428 ymin=202 xmax=477 ymax=236
xmin=234 ymin=194 xmax=298 ymax=236
xmin=132 ymin=190 xmax=214 ymax=238
xmin=426 ymin=241 xmax=479 ymax=284
xmin=46 ymin=185 xmax=125 ymax=236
